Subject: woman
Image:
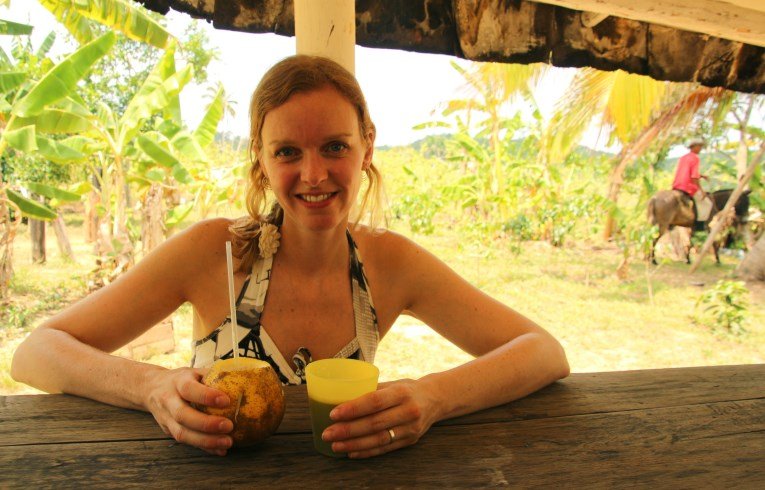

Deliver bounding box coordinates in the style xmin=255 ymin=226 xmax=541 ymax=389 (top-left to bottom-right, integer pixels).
xmin=12 ymin=55 xmax=569 ymax=459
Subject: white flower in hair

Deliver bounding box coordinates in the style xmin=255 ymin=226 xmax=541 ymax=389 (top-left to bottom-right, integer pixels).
xmin=258 ymin=223 xmax=280 ymax=258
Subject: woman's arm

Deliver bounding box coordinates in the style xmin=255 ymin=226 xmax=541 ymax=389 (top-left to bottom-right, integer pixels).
xmin=11 ymin=219 xmax=237 ymax=455
xmin=323 ymin=231 xmax=569 ymax=457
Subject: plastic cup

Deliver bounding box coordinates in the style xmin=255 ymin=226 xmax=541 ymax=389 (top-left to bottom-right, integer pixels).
xmin=305 ymin=359 xmax=379 ymax=457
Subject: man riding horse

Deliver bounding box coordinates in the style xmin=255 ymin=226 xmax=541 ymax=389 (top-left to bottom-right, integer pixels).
xmin=672 ymin=138 xmax=709 ymax=224
xmin=647 ymin=139 xmax=751 ymax=264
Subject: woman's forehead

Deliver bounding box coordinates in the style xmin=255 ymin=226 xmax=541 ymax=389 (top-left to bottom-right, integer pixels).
xmin=262 ymin=87 xmax=360 ymax=140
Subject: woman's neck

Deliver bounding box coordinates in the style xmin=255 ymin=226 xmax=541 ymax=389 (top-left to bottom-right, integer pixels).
xmin=276 ymin=222 xmax=349 ymax=275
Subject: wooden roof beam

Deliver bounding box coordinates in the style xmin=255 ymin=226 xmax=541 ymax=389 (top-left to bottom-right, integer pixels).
xmin=530 ymin=0 xmax=765 ymax=47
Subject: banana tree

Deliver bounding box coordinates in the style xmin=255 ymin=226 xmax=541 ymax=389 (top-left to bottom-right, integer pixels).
xmin=68 ymin=43 xmax=193 ymax=260
xmin=133 ymin=82 xmax=234 ymax=253
xmin=0 ymin=25 xmax=114 ymax=294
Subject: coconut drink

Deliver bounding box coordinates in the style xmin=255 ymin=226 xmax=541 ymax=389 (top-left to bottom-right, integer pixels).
xmin=201 ymin=357 xmax=286 ymax=447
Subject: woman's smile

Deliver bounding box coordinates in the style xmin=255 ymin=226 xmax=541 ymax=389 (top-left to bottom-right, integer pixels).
xmin=297 ymin=192 xmax=339 ymax=207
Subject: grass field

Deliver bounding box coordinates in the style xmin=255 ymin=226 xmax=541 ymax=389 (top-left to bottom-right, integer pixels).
xmin=2 ymin=218 xmax=763 ymax=395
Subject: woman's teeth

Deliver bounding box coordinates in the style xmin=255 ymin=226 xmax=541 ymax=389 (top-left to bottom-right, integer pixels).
xmin=300 ymin=193 xmax=332 ymax=202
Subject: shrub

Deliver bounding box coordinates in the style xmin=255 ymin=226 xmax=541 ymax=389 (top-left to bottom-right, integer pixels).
xmin=694 ymin=279 xmax=749 ymax=336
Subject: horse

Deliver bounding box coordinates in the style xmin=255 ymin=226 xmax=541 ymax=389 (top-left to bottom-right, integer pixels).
xmin=647 ymin=189 xmax=751 ymax=264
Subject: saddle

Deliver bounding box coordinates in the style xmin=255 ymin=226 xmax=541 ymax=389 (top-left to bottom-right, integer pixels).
xmin=673 ymin=190 xmax=714 ymax=231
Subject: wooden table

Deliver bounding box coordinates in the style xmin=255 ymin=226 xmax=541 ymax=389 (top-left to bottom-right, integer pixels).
xmin=1 ymin=364 xmax=763 ymax=487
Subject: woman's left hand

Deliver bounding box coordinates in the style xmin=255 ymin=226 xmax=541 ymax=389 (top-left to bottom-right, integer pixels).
xmin=320 ymin=379 xmax=440 ymax=458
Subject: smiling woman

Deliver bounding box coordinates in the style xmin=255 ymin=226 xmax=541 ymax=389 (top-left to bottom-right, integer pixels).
xmin=11 ymin=54 xmax=569 ymax=460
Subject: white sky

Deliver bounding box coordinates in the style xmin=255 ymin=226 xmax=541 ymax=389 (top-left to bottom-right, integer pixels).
xmin=3 ymin=2 xmax=610 ymax=150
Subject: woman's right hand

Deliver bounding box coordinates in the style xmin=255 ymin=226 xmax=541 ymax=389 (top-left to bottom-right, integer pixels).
xmin=144 ymin=367 xmax=234 ymax=456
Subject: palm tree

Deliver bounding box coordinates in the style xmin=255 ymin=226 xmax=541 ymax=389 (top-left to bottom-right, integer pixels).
xmin=444 ymin=61 xmax=546 ymax=196
xmin=552 ymin=66 xmax=747 ymax=241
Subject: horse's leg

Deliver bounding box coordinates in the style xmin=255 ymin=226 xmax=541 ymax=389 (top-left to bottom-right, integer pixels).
xmin=713 ymin=241 xmax=721 ymax=264
xmin=651 ymin=227 xmax=666 ymax=265
xmin=683 ymin=228 xmax=692 ymax=264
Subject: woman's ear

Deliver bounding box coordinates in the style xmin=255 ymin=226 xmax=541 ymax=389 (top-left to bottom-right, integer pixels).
xmin=363 ymin=131 xmax=376 ymax=170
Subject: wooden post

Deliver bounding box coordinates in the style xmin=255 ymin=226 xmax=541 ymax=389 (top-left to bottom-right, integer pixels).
xmin=689 ymin=142 xmax=765 ymax=273
xmin=294 ymin=0 xmax=356 ymax=74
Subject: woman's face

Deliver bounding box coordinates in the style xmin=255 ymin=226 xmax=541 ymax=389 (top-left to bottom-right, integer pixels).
xmin=259 ymin=86 xmax=374 ymax=233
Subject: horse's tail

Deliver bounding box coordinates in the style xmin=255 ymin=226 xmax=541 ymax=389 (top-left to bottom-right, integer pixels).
xmin=647 ymin=197 xmax=657 ymax=226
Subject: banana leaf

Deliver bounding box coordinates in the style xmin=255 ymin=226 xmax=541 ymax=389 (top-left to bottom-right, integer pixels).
xmin=12 ymin=31 xmax=115 ymax=117
xmin=9 ymin=106 xmax=93 ymax=134
xmin=39 ymin=0 xmax=171 ymax=49
xmin=171 ymin=130 xmax=207 ymax=163
xmin=144 ymin=168 xmax=165 ymax=182
xmin=35 ymin=135 xmax=86 ymax=163
xmin=165 ymin=202 xmax=194 ymax=228
xmin=194 ymin=84 xmax=224 ymax=148
xmin=119 ymin=64 xmax=192 ymax=146
xmin=4 ymin=125 xmax=37 ymax=151
xmin=159 ymin=42 xmax=182 ymax=124
xmin=5 ymin=125 xmax=85 ymax=162
xmin=39 ymin=0 xmax=93 ymax=45
xmin=137 ymin=134 xmax=179 ymax=167
xmin=0 ymin=19 xmax=33 ymax=36
xmin=6 ymin=189 xmax=57 ymax=220
xmin=172 ymin=163 xmax=192 ymax=184
xmin=0 ymin=71 xmax=26 ymax=93
xmin=36 ymin=31 xmax=57 ymax=58
xmin=70 ymin=180 xmax=93 ymax=195
xmin=25 ymin=182 xmax=82 ymax=202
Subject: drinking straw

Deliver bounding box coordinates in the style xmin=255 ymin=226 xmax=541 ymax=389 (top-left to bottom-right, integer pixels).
xmin=225 ymin=241 xmax=239 ymax=360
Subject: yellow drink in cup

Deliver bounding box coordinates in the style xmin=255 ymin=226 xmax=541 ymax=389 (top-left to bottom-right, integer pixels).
xmin=305 ymin=359 xmax=379 ymax=457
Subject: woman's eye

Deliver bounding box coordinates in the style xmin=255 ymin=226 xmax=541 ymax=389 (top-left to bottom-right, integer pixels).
xmin=274 ymin=147 xmax=297 ymax=158
xmin=325 ymin=142 xmax=348 ymax=153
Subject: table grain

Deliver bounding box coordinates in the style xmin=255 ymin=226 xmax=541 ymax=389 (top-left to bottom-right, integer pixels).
xmin=1 ymin=364 xmax=763 ymax=488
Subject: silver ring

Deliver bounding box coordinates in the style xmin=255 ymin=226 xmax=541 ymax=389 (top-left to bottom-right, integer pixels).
xmin=387 ymin=428 xmax=396 ymax=444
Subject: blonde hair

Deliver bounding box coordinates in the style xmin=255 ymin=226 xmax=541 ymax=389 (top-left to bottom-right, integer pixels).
xmin=230 ymin=55 xmax=385 ymax=272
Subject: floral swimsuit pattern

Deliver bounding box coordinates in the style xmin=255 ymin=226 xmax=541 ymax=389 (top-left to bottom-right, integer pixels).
xmin=191 ymin=229 xmax=380 ymax=385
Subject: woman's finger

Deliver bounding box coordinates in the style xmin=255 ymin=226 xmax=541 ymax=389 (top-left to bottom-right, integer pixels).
xmin=340 ymin=425 xmax=413 ymax=459
xmin=177 ymin=373 xmax=230 ymax=408
xmin=173 ymin=402 xmax=233 ymax=435
xmin=165 ymin=417 xmax=233 ymax=452
xmin=330 ymin=386 xmax=401 ymax=421
xmin=323 ymin=406 xmax=400 ymax=441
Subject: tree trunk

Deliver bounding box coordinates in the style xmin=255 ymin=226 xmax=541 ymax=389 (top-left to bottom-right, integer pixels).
xmin=86 ymin=190 xmax=99 ymax=243
xmin=602 ymin=150 xmax=631 ymax=240
xmin=52 ymin=214 xmax=75 ymax=261
xmin=737 ymin=232 xmax=765 ymax=281
xmin=141 ymin=184 xmax=165 ymax=254
xmin=30 ymin=219 xmax=46 ymax=264
xmin=0 ymin=188 xmax=20 ymax=298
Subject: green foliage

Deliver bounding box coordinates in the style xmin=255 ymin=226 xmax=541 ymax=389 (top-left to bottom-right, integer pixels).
xmin=178 ymin=21 xmax=219 ymax=84
xmin=395 ymin=184 xmax=442 ymax=235
xmin=694 ymin=280 xmax=749 ymax=336
xmin=38 ymin=0 xmax=171 ymax=49
xmin=1 ymin=286 xmax=68 ymax=331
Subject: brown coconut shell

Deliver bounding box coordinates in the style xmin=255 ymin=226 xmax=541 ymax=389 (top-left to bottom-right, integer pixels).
xmin=201 ymin=358 xmax=286 ymax=447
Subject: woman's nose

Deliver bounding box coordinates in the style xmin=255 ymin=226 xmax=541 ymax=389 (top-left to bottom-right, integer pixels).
xmin=301 ymin=153 xmax=328 ymax=187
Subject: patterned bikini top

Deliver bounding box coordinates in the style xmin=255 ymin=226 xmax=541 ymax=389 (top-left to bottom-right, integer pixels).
xmin=191 ymin=230 xmax=380 ymax=385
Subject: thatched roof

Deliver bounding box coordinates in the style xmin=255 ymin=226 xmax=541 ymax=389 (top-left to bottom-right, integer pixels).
xmin=137 ymin=0 xmax=765 ymax=94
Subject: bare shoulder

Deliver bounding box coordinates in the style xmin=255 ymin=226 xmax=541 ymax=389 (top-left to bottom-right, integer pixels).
xmin=350 ymin=226 xmax=426 ymax=271
xmin=166 ymin=218 xmax=236 ymax=263
xmin=124 ymin=217 xmax=238 ymax=297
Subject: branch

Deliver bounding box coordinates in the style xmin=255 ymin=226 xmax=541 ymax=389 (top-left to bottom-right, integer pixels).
xmin=689 ymin=141 xmax=765 ymax=273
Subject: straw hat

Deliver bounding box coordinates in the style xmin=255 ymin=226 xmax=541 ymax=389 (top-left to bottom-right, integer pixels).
xmin=687 ymin=138 xmax=706 ymax=148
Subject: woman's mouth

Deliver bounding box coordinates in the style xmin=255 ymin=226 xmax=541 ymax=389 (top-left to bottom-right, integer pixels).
xmin=296 ymin=192 xmax=338 ymax=208
xmin=299 ymin=193 xmax=334 ymax=203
